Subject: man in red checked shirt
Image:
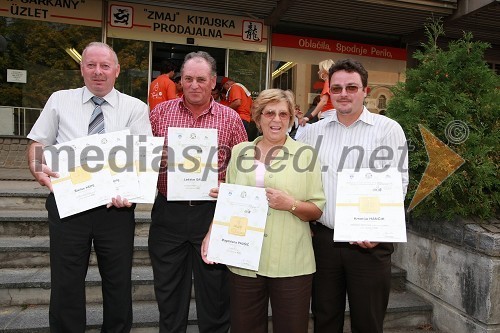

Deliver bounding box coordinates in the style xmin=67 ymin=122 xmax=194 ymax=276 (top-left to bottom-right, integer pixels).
xmin=222 ymin=76 xmax=257 ymax=139
xmin=148 ymin=51 xmax=247 ymax=333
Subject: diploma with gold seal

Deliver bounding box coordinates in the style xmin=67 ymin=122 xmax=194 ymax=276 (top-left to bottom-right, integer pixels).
xmin=334 ymin=168 xmax=407 ymax=242
xmin=207 ymin=183 xmax=269 ymax=270
xmin=167 ymin=127 xmax=218 ymax=200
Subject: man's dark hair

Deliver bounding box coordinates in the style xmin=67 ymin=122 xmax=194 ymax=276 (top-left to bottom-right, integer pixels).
xmin=161 ymin=60 xmax=176 ymax=74
xmin=329 ymin=58 xmax=368 ymax=88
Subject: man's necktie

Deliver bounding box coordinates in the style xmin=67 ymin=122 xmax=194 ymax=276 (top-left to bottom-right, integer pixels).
xmin=88 ymin=96 xmax=105 ymax=135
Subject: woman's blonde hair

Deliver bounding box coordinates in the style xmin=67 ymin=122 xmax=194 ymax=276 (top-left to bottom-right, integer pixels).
xmin=318 ymin=59 xmax=335 ymax=80
xmin=251 ymin=89 xmax=295 ymax=131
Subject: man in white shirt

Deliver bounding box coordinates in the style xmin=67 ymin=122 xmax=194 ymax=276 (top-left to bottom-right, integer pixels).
xmin=299 ymin=58 xmax=408 ymax=333
xmin=27 ymin=42 xmax=152 ymax=332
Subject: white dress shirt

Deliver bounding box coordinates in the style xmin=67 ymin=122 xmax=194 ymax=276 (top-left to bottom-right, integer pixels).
xmin=28 ymin=87 xmax=152 ymax=145
xmin=298 ymin=107 xmax=409 ymax=229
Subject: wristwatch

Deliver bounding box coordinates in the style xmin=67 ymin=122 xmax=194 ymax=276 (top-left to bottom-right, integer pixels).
xmin=289 ymin=200 xmax=298 ymax=213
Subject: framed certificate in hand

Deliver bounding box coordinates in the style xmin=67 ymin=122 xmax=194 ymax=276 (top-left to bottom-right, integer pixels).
xmin=167 ymin=127 xmax=218 ymax=200
xmin=334 ymin=168 xmax=407 ymax=243
xmin=207 ymin=183 xmax=269 ymax=271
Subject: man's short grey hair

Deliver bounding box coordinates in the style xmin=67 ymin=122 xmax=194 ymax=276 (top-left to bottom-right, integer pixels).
xmin=81 ymin=42 xmax=119 ymax=66
xmin=181 ymin=51 xmax=217 ymax=76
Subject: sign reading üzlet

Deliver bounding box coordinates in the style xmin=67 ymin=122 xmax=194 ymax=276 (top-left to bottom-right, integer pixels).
xmin=0 ymin=0 xmax=101 ymax=27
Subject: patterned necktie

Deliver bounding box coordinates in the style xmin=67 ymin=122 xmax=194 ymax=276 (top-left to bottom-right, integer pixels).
xmin=88 ymin=96 xmax=105 ymax=134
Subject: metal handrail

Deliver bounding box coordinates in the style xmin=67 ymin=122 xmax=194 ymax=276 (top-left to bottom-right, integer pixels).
xmin=0 ymin=106 xmax=42 ymax=137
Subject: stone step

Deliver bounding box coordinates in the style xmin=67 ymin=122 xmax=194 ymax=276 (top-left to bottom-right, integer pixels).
xmin=0 ymin=236 xmax=151 ymax=268
xmin=0 ymin=266 xmax=156 ymax=306
xmin=0 ymin=181 xmax=153 ymax=212
xmin=0 ymin=290 xmax=432 ymax=332
xmin=0 ymin=210 xmax=151 ymax=237
xmin=0 ymin=264 xmax=404 ymax=306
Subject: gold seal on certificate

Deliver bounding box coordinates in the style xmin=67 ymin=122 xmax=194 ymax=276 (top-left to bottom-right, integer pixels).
xmin=207 ymin=183 xmax=269 ymax=271
xmin=167 ymin=127 xmax=218 ymax=200
xmin=334 ymin=168 xmax=407 ymax=243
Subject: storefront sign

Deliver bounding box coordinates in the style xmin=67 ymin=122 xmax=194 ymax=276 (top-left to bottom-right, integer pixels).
xmin=0 ymin=0 xmax=102 ymax=27
xmin=108 ymin=2 xmax=267 ymax=51
xmin=273 ymin=33 xmax=406 ymax=61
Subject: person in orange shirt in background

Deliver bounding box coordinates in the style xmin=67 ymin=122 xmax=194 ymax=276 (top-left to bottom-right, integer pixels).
xmin=173 ymin=73 xmax=183 ymax=98
xmin=148 ymin=60 xmax=177 ymax=111
xmin=300 ymin=59 xmax=335 ymax=125
xmin=222 ymin=77 xmax=256 ymax=139
xmin=211 ymin=83 xmax=228 ymax=105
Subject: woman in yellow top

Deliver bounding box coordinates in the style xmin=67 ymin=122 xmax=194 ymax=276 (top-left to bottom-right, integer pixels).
xmin=202 ymin=89 xmax=325 ymax=333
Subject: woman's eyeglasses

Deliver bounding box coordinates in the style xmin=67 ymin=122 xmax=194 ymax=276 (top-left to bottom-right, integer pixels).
xmin=330 ymin=85 xmax=363 ymax=94
xmin=261 ymin=110 xmax=290 ymax=120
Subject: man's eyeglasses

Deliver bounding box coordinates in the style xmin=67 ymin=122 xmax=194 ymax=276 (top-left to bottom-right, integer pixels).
xmin=330 ymin=85 xmax=363 ymax=94
xmin=261 ymin=110 xmax=290 ymax=120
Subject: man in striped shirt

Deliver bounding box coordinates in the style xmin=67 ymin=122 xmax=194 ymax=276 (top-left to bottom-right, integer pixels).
xmin=27 ymin=42 xmax=152 ymax=332
xmin=299 ymin=58 xmax=409 ymax=333
xmin=148 ymin=51 xmax=247 ymax=333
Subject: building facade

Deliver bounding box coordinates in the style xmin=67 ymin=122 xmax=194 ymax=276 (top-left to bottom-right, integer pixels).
xmin=0 ymin=0 xmax=414 ymax=138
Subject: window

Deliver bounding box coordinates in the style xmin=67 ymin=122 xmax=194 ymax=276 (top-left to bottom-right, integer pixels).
xmin=378 ymin=94 xmax=387 ymax=109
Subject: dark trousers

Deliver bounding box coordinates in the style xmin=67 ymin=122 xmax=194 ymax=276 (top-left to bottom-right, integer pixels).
xmin=148 ymin=193 xmax=230 ymax=333
xmin=229 ymin=272 xmax=313 ymax=333
xmin=46 ymin=193 xmax=135 ymax=333
xmin=242 ymin=119 xmax=259 ymax=141
xmin=310 ymin=223 xmax=393 ymax=333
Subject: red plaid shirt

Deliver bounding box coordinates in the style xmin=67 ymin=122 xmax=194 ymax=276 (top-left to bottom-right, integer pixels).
xmin=150 ymin=98 xmax=248 ymax=197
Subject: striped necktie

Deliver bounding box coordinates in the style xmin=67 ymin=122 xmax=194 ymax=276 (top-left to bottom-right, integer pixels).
xmin=88 ymin=96 xmax=105 ymax=134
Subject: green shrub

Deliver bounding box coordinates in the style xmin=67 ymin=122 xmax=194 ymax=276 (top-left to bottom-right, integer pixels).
xmin=387 ymin=20 xmax=499 ymax=221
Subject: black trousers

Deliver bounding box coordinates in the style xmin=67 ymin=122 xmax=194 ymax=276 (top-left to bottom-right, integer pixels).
xmin=148 ymin=193 xmax=230 ymax=333
xmin=245 ymin=120 xmax=259 ymax=141
xmin=46 ymin=193 xmax=135 ymax=333
xmin=229 ymin=272 xmax=312 ymax=333
xmin=310 ymin=223 xmax=393 ymax=333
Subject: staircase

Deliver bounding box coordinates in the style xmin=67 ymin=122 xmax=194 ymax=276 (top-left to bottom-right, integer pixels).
xmin=0 ymin=169 xmax=438 ymax=332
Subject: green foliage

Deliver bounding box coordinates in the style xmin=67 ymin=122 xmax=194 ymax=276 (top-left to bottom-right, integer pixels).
xmin=228 ymin=49 xmax=267 ymax=97
xmin=0 ymin=18 xmax=100 ymax=108
xmin=387 ymin=20 xmax=500 ymax=221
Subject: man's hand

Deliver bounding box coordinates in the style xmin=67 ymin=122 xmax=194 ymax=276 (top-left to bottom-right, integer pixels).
xmin=107 ymin=195 xmax=132 ymax=208
xmin=299 ymin=117 xmax=309 ymax=126
xmin=30 ymin=160 xmax=58 ymax=192
xmin=350 ymin=241 xmax=379 ymax=249
xmin=28 ymin=141 xmax=58 ymax=192
xmin=201 ymin=226 xmax=216 ymax=264
xmin=209 ymin=187 xmax=219 ymax=199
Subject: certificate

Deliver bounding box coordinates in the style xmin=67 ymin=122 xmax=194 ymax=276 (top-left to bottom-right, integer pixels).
xmin=167 ymin=127 xmax=218 ymax=200
xmin=207 ymin=183 xmax=269 ymax=271
xmin=333 ymin=168 xmax=407 ymax=243
xmin=44 ymin=130 xmax=138 ymax=218
xmin=131 ymin=136 xmax=164 ymax=203
xmin=43 ymin=130 xmax=162 ymax=218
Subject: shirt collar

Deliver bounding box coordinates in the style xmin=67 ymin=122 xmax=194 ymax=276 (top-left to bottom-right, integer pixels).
xmin=327 ymin=106 xmax=374 ymax=127
xmin=83 ymin=87 xmax=118 ymax=108
xmin=179 ymin=97 xmax=217 ymax=116
xmin=237 ymin=135 xmax=304 ymax=160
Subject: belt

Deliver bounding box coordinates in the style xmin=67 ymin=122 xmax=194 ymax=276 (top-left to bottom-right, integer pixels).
xmin=169 ymin=200 xmax=211 ymax=206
